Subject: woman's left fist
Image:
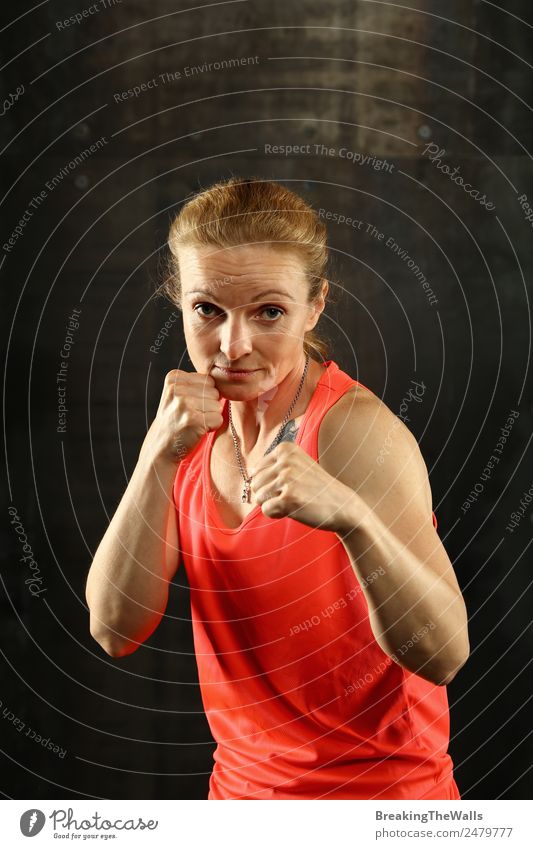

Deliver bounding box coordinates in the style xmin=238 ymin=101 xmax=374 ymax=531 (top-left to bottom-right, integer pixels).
xmin=249 ymin=442 xmax=355 ymax=532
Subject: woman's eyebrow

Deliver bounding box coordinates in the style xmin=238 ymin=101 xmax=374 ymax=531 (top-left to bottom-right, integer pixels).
xmin=186 ymin=288 xmax=295 ymax=301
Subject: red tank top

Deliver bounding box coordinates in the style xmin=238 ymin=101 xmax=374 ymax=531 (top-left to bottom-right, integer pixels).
xmin=173 ymin=360 xmax=460 ymax=800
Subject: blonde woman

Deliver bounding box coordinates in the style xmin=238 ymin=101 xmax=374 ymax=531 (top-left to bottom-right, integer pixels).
xmin=86 ymin=176 xmax=469 ymax=800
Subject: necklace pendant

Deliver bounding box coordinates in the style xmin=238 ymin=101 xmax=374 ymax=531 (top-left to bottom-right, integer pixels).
xmin=242 ymin=482 xmax=250 ymax=503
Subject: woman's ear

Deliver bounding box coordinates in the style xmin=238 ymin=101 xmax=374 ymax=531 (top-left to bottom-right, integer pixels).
xmin=307 ymin=278 xmax=328 ymax=329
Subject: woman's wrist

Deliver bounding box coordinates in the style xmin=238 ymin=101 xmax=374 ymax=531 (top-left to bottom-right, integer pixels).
xmin=333 ymin=487 xmax=367 ymax=538
xmin=139 ymin=429 xmax=181 ymax=476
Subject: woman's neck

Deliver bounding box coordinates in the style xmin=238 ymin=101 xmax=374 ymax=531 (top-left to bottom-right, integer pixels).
xmin=226 ymin=358 xmax=324 ymax=454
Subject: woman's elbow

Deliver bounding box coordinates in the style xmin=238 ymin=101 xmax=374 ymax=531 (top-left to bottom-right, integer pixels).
xmin=435 ymin=645 xmax=470 ymax=686
xmin=89 ymin=622 xmax=140 ymax=658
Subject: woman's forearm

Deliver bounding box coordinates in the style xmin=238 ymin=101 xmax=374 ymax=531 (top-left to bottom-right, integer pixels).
xmin=85 ymin=440 xmax=179 ymax=658
xmin=336 ymin=492 xmax=470 ymax=686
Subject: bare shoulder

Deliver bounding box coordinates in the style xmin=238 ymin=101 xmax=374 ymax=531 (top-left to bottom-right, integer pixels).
xmin=317 ymin=384 xmax=433 ymax=518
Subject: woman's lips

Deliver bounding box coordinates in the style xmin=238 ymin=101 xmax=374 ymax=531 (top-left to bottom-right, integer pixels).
xmin=214 ymin=366 xmax=259 ymax=377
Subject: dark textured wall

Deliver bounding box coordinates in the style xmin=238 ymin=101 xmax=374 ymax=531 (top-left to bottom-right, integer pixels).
xmin=1 ymin=0 xmax=532 ymax=800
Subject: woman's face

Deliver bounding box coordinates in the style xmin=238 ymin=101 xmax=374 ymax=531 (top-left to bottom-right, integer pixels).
xmin=178 ymin=243 xmax=326 ymax=397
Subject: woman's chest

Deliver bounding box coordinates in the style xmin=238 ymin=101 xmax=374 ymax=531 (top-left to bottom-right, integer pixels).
xmin=209 ymin=414 xmax=305 ymax=528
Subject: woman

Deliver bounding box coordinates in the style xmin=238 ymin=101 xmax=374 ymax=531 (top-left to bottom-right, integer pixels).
xmin=86 ymin=176 xmax=469 ymax=800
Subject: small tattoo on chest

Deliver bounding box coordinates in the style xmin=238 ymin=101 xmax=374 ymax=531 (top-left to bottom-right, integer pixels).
xmin=263 ymin=418 xmax=302 ymax=455
xmin=277 ymin=418 xmax=299 ymax=444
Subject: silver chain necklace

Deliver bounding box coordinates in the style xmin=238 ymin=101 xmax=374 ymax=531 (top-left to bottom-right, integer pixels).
xmin=228 ymin=352 xmax=310 ymax=503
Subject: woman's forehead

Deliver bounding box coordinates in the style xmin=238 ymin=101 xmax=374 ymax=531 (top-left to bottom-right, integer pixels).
xmin=179 ymin=245 xmax=307 ymax=292
xmin=178 ymin=242 xmax=304 ymax=272
xmin=184 ymin=284 xmax=298 ymax=304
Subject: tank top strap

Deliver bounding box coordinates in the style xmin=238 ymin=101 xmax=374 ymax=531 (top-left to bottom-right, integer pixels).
xmin=299 ymin=359 xmax=370 ymax=461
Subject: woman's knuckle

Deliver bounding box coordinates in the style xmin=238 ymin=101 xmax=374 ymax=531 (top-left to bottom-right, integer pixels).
xmin=164 ymin=369 xmax=182 ymax=385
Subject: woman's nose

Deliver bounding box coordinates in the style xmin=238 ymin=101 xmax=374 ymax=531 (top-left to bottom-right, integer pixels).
xmin=219 ymin=315 xmax=254 ymax=360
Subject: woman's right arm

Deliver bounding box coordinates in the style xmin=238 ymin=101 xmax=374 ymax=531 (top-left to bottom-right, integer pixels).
xmin=85 ymin=368 xmax=224 ymax=658
xmin=85 ymin=430 xmax=181 ymax=658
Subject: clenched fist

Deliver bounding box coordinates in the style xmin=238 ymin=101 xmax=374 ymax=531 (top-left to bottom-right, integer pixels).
xmin=142 ymin=369 xmax=225 ymax=467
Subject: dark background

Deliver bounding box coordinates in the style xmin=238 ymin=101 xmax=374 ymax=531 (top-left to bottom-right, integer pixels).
xmin=1 ymin=0 xmax=532 ymax=800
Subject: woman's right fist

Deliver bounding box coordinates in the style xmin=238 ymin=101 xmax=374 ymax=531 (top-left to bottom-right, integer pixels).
xmin=144 ymin=369 xmax=225 ymax=466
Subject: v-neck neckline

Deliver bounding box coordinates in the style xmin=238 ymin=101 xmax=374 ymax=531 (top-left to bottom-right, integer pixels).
xmin=203 ymin=360 xmax=334 ymax=534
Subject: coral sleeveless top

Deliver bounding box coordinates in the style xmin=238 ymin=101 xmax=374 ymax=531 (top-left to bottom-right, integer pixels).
xmin=173 ymin=360 xmax=460 ymax=800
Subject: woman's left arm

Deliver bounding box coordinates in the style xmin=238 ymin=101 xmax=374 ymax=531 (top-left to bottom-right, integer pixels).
xmin=250 ymin=389 xmax=470 ymax=687
xmin=317 ymin=391 xmax=470 ymax=687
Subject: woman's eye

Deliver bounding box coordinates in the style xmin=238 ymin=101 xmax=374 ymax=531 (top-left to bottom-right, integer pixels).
xmin=194 ymin=303 xmax=218 ymax=317
xmin=194 ymin=304 xmax=284 ymax=321
xmin=260 ymin=307 xmax=284 ymax=321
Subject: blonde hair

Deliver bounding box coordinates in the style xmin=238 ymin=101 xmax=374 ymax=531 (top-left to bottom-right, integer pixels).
xmin=158 ymin=175 xmax=335 ymax=362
